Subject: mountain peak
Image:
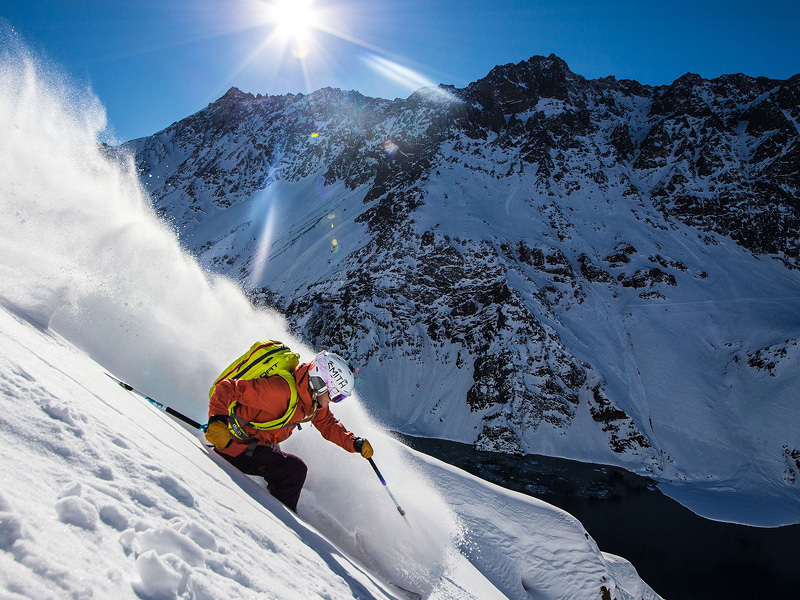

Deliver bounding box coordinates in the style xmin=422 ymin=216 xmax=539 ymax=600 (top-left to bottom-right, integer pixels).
xmin=219 ymin=86 xmax=255 ymax=102
xmin=481 ymin=53 xmax=576 ymax=86
xmin=466 ymin=53 xmax=578 ymax=113
xmin=525 ymin=53 xmax=572 ymax=72
xmin=671 ymin=72 xmax=705 ymax=87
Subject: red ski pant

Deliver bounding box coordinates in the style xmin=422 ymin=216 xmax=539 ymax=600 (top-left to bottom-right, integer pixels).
xmin=218 ymin=445 xmax=308 ymax=512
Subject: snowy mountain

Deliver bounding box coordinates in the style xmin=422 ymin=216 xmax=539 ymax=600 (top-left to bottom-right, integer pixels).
xmin=0 ymin=51 xmax=660 ymax=599
xmin=119 ymin=55 xmax=800 ymax=527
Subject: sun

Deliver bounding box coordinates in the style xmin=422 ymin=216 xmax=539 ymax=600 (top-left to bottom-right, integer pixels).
xmin=268 ymin=0 xmax=319 ymax=41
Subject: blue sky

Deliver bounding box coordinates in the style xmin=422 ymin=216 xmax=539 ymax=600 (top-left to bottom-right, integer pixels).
xmin=3 ymin=0 xmax=798 ymax=142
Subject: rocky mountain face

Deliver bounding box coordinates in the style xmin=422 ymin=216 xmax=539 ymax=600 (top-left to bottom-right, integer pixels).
xmin=117 ymin=55 xmax=800 ymax=519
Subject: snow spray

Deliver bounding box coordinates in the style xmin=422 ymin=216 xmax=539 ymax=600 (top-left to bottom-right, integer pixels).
xmin=0 ymin=28 xmax=462 ymax=594
xmin=0 ymin=28 xmax=290 ymax=419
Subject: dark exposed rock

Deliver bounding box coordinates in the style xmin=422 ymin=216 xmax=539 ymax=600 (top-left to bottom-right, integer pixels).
xmin=590 ymin=385 xmax=652 ymax=453
xmin=784 ymin=446 xmax=800 ymax=484
xmin=578 ymin=254 xmax=615 ymax=283
xmin=604 ymin=243 xmax=637 ymax=266
xmin=475 ymin=425 xmax=523 ymax=455
xmin=609 ymin=123 xmax=635 ymax=159
xmin=649 ymin=254 xmax=687 ymax=271
xmin=617 ymin=267 xmax=677 ymax=289
xmin=747 ymin=340 xmax=797 ymax=376
xmin=742 ymin=99 xmax=792 ymax=134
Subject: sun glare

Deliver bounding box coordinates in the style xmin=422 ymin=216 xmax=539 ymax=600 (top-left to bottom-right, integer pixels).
xmin=269 ymin=0 xmax=318 ymax=40
xmin=238 ymin=0 xmax=448 ymax=101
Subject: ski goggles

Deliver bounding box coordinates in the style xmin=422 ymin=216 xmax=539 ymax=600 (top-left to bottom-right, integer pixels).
xmin=309 ymin=374 xmax=348 ymax=403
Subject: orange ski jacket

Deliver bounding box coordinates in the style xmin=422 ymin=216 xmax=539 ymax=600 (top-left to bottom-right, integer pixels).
xmin=208 ymin=362 xmax=359 ymax=457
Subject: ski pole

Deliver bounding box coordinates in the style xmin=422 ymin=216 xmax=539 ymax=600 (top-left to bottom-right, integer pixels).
xmin=105 ymin=373 xmax=206 ymax=431
xmin=367 ymin=457 xmax=406 ymax=517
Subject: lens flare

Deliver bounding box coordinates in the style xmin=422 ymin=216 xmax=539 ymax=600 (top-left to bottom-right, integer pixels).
xmin=383 ymin=139 xmax=399 ymax=156
xmin=355 ymin=366 xmax=364 ymax=386
xmin=363 ymin=54 xmax=459 ymax=102
xmin=249 ymin=189 xmax=279 ymax=288
xmin=292 ymin=40 xmax=311 ymax=59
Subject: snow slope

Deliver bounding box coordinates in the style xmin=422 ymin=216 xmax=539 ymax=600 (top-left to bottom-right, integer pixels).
xmin=0 ymin=306 xmax=403 ymax=600
xmin=0 ymin=304 xmax=658 ymax=599
xmin=0 ymin=39 xmax=658 ymax=599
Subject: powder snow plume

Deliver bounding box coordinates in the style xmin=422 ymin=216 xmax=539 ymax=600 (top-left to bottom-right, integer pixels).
xmin=0 ymin=28 xmax=461 ymax=592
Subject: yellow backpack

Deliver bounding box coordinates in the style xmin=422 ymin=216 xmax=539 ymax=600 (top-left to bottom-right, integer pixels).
xmin=209 ymin=340 xmax=301 ymax=438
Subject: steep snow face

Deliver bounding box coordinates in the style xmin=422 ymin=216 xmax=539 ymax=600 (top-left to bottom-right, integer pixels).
xmin=0 ymin=305 xmax=659 ymax=600
xmin=122 ymin=55 xmax=800 ymax=525
xmin=0 ymin=49 xmax=659 ymax=600
xmin=0 ymin=306 xmax=404 ymax=600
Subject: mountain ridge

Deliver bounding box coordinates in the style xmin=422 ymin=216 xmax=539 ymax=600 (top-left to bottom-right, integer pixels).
xmin=117 ymin=53 xmax=800 ymax=525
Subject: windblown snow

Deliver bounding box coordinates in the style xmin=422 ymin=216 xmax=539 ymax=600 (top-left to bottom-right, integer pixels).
xmin=0 ymin=35 xmax=658 ymax=599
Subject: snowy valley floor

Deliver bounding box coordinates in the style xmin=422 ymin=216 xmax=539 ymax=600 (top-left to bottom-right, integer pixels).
xmin=0 ymin=304 xmax=659 ymax=600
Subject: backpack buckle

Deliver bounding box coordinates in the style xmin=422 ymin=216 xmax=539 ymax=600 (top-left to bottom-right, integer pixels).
xmin=227 ymin=402 xmax=255 ymax=441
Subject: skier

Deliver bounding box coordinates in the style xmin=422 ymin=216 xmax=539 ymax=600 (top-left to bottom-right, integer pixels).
xmin=204 ymin=350 xmax=373 ymax=512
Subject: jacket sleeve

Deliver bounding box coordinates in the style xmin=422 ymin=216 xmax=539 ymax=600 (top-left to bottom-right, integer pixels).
xmin=312 ymin=406 xmax=358 ymax=452
xmin=209 ymin=379 xmax=235 ymax=418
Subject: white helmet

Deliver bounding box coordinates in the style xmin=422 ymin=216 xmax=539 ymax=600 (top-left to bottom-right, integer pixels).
xmin=308 ymin=351 xmax=354 ymax=402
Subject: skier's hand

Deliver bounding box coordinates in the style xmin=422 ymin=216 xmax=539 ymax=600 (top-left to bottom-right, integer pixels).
xmin=354 ymin=437 xmax=373 ymax=459
xmin=205 ymin=420 xmax=232 ymax=449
